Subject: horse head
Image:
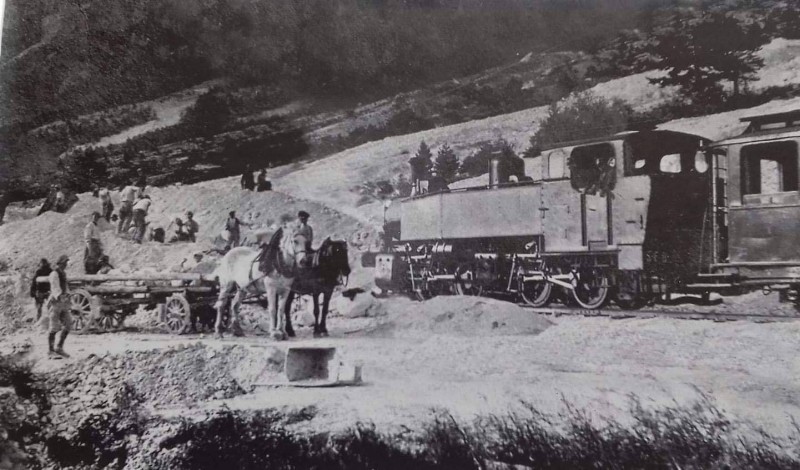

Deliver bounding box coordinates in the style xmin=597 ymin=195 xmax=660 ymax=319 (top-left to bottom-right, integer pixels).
xmin=281 ymin=226 xmax=310 ymax=272
xmin=319 ymin=237 xmax=351 ymax=280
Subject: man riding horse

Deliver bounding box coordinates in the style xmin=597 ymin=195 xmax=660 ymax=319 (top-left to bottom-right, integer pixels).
xmin=284 ymin=237 xmax=351 ymax=338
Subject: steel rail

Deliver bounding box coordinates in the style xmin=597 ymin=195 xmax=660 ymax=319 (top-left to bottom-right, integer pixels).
xmin=520 ymin=305 xmax=799 ymax=322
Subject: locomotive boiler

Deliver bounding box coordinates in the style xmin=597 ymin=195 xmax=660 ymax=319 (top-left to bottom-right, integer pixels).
xmin=372 ymin=109 xmax=800 ymax=310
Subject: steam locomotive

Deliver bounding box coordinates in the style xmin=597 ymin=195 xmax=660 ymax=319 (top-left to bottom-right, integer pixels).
xmin=370 ymin=109 xmax=800 ymax=310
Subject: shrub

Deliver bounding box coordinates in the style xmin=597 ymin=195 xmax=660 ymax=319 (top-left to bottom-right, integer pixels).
xmin=181 ymin=88 xmax=233 ymax=138
xmin=459 ymin=139 xmax=518 ymax=178
xmin=434 ymin=144 xmax=459 ymax=182
xmin=528 ymin=92 xmax=633 ymax=156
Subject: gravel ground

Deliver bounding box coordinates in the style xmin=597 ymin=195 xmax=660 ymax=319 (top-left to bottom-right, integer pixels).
xmin=6 ymin=295 xmax=798 ymax=442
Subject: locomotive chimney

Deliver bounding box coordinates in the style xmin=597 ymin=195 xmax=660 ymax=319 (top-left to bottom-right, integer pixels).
xmin=489 ymin=157 xmax=501 ymax=189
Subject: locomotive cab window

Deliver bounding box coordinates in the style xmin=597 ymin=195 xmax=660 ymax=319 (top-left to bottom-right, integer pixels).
xmin=659 ymin=154 xmax=682 ymax=173
xmin=568 ymin=143 xmax=616 ymax=193
xmin=740 ymin=141 xmax=799 ymax=197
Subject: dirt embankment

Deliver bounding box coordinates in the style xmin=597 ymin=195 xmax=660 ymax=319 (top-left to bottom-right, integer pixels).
xmin=44 ymin=344 xmax=284 ymax=434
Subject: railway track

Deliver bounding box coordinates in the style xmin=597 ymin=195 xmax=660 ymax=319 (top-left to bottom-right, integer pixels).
xmin=521 ymin=305 xmax=800 ymax=323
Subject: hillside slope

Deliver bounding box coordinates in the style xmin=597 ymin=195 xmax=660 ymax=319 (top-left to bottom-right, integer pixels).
xmin=0 ymin=182 xmax=379 ymax=288
xmin=273 ymin=39 xmax=800 ymax=224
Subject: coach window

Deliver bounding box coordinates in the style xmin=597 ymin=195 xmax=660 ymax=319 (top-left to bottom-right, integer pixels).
xmin=568 ymin=143 xmax=616 ymax=193
xmin=740 ymin=141 xmax=799 ymax=196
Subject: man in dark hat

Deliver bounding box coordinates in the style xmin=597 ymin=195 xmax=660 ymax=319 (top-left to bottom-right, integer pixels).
xmin=30 ymin=258 xmax=52 ymax=321
xmin=47 ymin=255 xmax=72 ymax=358
xmin=295 ymin=210 xmax=313 ymax=251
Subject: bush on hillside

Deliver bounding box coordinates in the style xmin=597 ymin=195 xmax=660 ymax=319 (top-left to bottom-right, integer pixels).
xmin=527 ymin=93 xmax=632 ymax=156
xmin=459 ymin=139 xmax=520 ymax=179
xmin=434 ymin=144 xmax=459 ymax=182
xmin=181 ymin=88 xmax=233 ymax=138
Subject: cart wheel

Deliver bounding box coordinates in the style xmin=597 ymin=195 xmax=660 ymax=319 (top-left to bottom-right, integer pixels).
xmin=70 ymin=289 xmax=92 ymax=332
xmin=98 ymin=313 xmax=125 ymax=331
xmin=165 ymin=294 xmax=191 ymax=334
xmin=520 ymin=280 xmax=553 ymax=307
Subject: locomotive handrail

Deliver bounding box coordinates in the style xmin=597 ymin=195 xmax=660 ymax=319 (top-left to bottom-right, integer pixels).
xmin=405 ymin=180 xmax=541 ymax=200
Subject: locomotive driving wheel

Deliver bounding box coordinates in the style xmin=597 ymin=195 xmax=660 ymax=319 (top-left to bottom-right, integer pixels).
xmin=570 ymin=269 xmax=609 ymax=309
xmin=455 ymin=264 xmax=483 ymax=296
xmin=520 ymin=280 xmax=552 ymax=307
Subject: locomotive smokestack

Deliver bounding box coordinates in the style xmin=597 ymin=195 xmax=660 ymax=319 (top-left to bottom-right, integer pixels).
xmin=489 ymin=157 xmax=500 ymax=189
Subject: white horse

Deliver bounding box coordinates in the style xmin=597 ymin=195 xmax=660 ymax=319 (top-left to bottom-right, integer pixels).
xmin=213 ymin=226 xmax=309 ymax=340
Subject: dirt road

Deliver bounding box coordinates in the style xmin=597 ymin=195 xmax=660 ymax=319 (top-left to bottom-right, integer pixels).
xmin=10 ymin=303 xmax=800 ymax=440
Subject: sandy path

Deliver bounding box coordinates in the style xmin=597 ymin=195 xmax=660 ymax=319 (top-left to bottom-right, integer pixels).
xmin=14 ymin=311 xmax=800 ymax=439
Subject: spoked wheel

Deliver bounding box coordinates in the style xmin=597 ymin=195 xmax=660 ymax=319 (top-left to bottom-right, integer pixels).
xmin=97 ymin=312 xmax=126 ymax=331
xmin=520 ymin=280 xmax=553 ymax=307
xmin=165 ymin=294 xmax=191 ymax=334
xmin=571 ymin=270 xmax=610 ymax=309
xmin=69 ymin=289 xmax=92 ymax=332
xmin=455 ymin=265 xmax=483 ymax=296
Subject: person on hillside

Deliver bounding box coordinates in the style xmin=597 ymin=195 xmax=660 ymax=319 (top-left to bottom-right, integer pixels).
xmin=135 ymin=170 xmax=147 ymax=192
xmin=132 ymin=194 xmax=152 ymax=244
xmin=97 ymin=185 xmax=113 ymax=222
xmin=240 ymin=164 xmax=255 ymax=191
xmin=29 ymin=258 xmax=52 ymax=321
xmin=185 ymin=211 xmax=199 ymax=242
xmin=54 ymin=185 xmax=67 ymax=213
xmin=295 ymin=210 xmax=313 ymax=251
xmin=256 ymin=169 xmax=271 ymax=192
xmin=47 ymin=255 xmax=72 ymax=358
xmin=170 ymin=218 xmax=192 ymax=243
xmin=223 ymin=210 xmax=252 ymax=251
xmin=118 ymin=182 xmax=137 ymax=234
xmin=84 ymin=212 xmax=104 ymax=274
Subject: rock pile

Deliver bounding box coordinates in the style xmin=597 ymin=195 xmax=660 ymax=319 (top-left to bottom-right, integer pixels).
xmin=44 ymin=343 xmax=284 ymax=436
xmin=367 ymin=296 xmax=553 ymax=337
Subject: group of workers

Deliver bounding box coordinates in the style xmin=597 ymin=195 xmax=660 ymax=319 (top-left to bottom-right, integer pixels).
xmin=31 ymin=166 xmax=315 ymax=358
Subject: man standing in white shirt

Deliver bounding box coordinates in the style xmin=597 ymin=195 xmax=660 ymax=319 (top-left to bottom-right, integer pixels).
xmin=47 ymin=255 xmax=72 ymax=358
xmin=84 ymin=212 xmax=103 ymax=273
xmin=118 ymin=182 xmax=137 ymax=234
xmin=132 ymin=194 xmax=152 ymax=244
xmin=98 ymin=186 xmax=113 ymax=222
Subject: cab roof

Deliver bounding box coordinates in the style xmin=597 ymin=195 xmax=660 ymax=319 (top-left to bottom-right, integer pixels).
xmin=538 ymin=129 xmax=707 ymax=153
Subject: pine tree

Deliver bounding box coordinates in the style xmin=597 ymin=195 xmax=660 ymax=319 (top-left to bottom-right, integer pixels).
xmin=642 ymin=10 xmax=768 ymax=104
xmin=409 ymin=141 xmax=433 ymax=183
xmin=434 ymin=144 xmax=459 ymax=182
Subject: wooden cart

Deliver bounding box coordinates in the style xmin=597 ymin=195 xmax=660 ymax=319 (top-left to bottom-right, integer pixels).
xmin=36 ymin=273 xmax=219 ymax=334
